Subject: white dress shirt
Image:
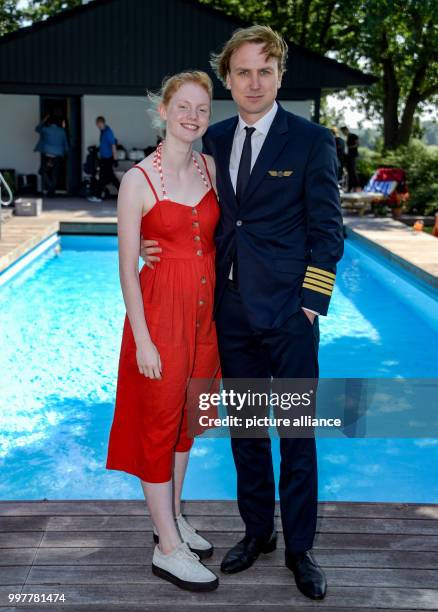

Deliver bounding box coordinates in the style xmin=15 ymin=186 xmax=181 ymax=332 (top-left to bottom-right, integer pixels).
xmin=228 ymin=101 xmax=318 ymax=317
xmin=229 ymin=100 xmax=279 ymax=191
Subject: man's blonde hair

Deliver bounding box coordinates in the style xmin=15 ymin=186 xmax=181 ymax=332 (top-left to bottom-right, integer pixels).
xmin=210 ymin=25 xmax=288 ymax=85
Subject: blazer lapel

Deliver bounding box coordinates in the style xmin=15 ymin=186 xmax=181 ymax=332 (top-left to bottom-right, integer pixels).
xmin=215 ymin=117 xmax=238 ymax=206
xmin=243 ymin=103 xmax=289 ymax=204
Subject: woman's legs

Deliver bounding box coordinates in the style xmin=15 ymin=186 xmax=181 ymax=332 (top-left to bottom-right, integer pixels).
xmin=140 ymin=479 xmax=181 ymax=554
xmin=173 ymin=450 xmax=190 ymax=516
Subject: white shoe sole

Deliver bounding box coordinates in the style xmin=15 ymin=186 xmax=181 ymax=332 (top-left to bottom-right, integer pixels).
xmin=152 ymin=563 xmax=218 ymax=591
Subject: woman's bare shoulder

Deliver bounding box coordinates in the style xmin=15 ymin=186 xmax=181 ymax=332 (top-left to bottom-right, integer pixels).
xmin=202 ymin=153 xmax=216 ymax=177
xmin=118 ymin=158 xmax=157 ymax=211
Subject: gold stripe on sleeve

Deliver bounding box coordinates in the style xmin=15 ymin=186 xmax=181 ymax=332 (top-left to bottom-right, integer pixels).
xmin=302 ymin=281 xmax=333 ymax=296
xmin=307 ymin=266 xmax=336 ymax=280
xmin=304 ymin=272 xmax=334 ymax=289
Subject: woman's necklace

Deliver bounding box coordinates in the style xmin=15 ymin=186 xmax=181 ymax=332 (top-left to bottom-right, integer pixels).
xmin=152 ymin=141 xmax=209 ymax=201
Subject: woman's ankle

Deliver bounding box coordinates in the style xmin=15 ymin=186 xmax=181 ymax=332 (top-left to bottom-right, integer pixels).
xmin=158 ymin=536 xmax=182 ymax=555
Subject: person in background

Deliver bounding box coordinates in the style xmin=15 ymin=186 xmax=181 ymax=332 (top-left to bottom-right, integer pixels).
xmin=340 ymin=125 xmax=361 ymax=192
xmin=88 ymin=116 xmax=120 ymax=203
xmin=34 ymin=110 xmax=69 ymax=198
xmin=330 ymin=127 xmax=345 ymax=182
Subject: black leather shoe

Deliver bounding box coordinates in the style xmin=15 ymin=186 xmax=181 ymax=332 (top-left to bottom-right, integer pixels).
xmin=221 ymin=530 xmax=277 ymax=574
xmin=285 ymin=549 xmax=327 ymax=600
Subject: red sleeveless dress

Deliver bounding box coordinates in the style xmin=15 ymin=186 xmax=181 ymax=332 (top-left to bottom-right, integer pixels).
xmin=106 ymin=155 xmax=221 ymax=483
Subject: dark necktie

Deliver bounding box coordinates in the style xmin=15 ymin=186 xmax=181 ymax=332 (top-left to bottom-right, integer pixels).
xmin=232 ymin=126 xmax=255 ymax=283
xmin=236 ymin=126 xmax=256 ymax=205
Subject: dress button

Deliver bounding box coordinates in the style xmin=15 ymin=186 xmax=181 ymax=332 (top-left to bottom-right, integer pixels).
xmin=196 ymin=249 xmax=203 ymax=256
xmin=196 ymin=321 xmax=200 ymax=328
xmin=236 ymin=220 xmax=243 ymax=227
xmin=192 ymin=221 xmax=199 ymax=228
xmin=200 ymin=276 xmax=206 ymax=284
xmin=199 ymin=299 xmax=205 ymax=306
xmin=194 ymin=235 xmax=201 ymax=242
xmin=192 ymin=208 xmax=198 ymax=215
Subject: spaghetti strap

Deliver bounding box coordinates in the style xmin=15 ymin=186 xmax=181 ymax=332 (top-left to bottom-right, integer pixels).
xmin=132 ymin=165 xmax=159 ymax=203
xmin=200 ymin=153 xmax=213 ymax=188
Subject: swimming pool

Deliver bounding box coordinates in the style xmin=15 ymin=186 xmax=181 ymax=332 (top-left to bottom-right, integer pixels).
xmin=0 ymin=234 xmax=437 ymax=502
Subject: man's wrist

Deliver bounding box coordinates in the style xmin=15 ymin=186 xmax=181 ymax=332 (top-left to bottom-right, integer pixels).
xmin=302 ymin=307 xmax=319 ymax=316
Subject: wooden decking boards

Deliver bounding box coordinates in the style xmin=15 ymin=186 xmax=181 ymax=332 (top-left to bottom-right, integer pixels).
xmin=0 ymin=500 xmax=437 ymax=610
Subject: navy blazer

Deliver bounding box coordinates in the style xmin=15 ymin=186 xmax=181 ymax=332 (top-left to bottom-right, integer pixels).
xmin=202 ymin=101 xmax=344 ymax=330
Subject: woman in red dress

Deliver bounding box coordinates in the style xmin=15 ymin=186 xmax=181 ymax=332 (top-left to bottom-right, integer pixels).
xmin=105 ymin=71 xmax=221 ymax=591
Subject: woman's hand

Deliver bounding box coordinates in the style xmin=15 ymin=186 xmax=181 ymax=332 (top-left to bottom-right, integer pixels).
xmin=136 ymin=341 xmax=162 ymax=379
xmin=140 ymin=239 xmax=162 ymax=269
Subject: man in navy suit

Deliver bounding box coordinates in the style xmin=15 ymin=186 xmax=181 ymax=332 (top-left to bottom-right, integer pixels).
xmin=141 ymin=25 xmax=344 ymax=601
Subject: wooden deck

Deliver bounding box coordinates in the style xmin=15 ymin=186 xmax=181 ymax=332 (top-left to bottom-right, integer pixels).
xmin=0 ymin=500 xmax=437 ymax=610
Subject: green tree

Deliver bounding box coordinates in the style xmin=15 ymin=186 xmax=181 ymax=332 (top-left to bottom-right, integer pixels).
xmin=0 ymin=0 xmax=81 ymax=35
xmin=21 ymin=0 xmax=81 ymax=24
xmin=0 ymin=0 xmax=24 ymax=35
xmin=202 ymin=0 xmax=438 ymax=150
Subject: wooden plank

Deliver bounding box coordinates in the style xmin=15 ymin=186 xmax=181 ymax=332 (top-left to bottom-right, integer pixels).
xmin=0 ymin=585 xmax=23 ymax=607
xmin=1 ymin=501 xmax=437 ymax=520
xmin=0 ymin=517 xmax=48 ymax=532
xmin=0 ymin=566 xmax=29 ymax=585
xmin=6 ymin=607 xmax=434 ymax=612
xmin=43 ymin=515 xmax=438 ymax=536
xmin=0 ymin=549 xmax=37 ymax=566
xmin=33 ymin=547 xmax=438 ymax=570
xmin=38 ymin=530 xmax=438 ymax=552
xmin=3 ymin=584 xmax=438 ymax=609
xmin=0 ymin=532 xmax=43 ymax=548
xmin=25 ymin=564 xmax=438 ymax=589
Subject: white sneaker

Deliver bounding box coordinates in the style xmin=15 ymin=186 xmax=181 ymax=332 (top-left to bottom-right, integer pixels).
xmin=87 ymin=195 xmax=102 ymax=203
xmin=152 ymin=514 xmax=214 ymax=559
xmin=152 ymin=542 xmax=218 ymax=591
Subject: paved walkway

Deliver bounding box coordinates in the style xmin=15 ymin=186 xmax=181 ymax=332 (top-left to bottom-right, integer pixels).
xmin=0 ymin=198 xmax=117 ymax=273
xmin=1 ymin=499 xmax=437 ymax=610
xmin=1 ymin=200 xmax=438 ymax=292
xmin=344 ymin=216 xmax=438 ymax=289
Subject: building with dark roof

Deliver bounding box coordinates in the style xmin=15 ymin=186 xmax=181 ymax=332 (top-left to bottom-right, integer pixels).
xmin=0 ymin=0 xmax=377 ymax=194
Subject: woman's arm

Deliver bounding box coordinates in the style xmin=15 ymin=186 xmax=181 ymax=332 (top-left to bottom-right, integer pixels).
xmin=117 ymin=171 xmax=161 ymax=378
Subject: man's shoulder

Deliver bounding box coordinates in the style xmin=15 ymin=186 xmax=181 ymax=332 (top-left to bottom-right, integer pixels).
xmin=206 ymin=116 xmax=238 ymax=139
xmin=283 ymin=108 xmax=332 ymax=141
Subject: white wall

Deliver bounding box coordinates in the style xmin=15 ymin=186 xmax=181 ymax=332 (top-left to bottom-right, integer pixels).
xmin=82 ymin=96 xmax=312 ymax=159
xmin=82 ymin=95 xmax=157 ymax=163
xmin=0 ymin=94 xmax=40 ymax=175
xmin=0 ymin=94 xmax=312 ymax=185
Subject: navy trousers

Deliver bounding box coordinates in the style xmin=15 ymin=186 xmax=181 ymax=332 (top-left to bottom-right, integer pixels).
xmin=215 ymin=282 xmax=320 ymax=554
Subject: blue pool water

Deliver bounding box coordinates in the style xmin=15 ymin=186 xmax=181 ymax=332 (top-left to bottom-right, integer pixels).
xmin=0 ymin=234 xmax=437 ymax=502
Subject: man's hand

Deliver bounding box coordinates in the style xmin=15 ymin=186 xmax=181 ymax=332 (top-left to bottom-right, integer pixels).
xmin=302 ymin=308 xmax=316 ymax=325
xmin=140 ymin=239 xmax=162 ymax=269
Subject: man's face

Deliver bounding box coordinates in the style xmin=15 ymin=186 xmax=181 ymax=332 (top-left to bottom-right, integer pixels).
xmin=226 ymin=42 xmax=282 ymax=122
xmin=96 ymin=120 xmax=105 ymax=130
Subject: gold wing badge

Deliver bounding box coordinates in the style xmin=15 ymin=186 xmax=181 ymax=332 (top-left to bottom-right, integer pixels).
xmin=268 ymin=170 xmax=294 ymax=177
